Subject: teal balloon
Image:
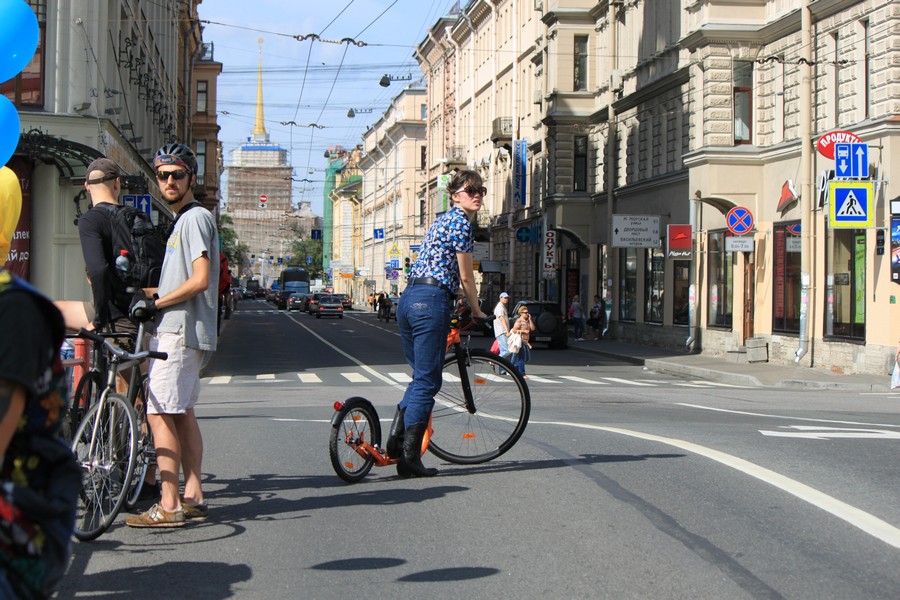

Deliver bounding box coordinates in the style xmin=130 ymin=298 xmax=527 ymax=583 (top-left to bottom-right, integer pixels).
xmin=0 ymin=95 xmax=20 ymax=167
xmin=0 ymin=0 xmax=39 ymax=83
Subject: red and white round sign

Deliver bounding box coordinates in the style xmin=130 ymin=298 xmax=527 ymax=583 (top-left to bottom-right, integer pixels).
xmin=816 ymin=130 xmax=862 ymax=159
xmin=259 ymin=194 xmax=268 ymax=202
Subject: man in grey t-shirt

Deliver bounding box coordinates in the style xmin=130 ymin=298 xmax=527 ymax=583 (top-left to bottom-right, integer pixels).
xmin=126 ymin=143 xmax=217 ymax=528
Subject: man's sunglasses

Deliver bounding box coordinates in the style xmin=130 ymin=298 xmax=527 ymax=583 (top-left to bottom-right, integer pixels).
xmin=455 ymin=185 xmax=487 ymax=196
xmin=156 ymin=170 xmax=191 ymax=181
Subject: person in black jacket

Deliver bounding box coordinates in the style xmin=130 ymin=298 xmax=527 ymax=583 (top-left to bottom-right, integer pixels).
xmin=55 ymin=158 xmax=137 ymax=342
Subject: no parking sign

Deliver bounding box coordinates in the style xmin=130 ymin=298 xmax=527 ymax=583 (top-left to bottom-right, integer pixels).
xmin=726 ymin=207 xmax=754 ymax=235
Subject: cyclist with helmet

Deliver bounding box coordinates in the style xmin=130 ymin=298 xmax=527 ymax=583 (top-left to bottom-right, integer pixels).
xmin=126 ymin=143 xmax=218 ymax=528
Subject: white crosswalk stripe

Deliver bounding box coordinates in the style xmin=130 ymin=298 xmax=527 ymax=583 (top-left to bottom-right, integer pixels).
xmin=523 ymin=375 xmax=557 ymax=383
xmin=601 ymin=377 xmax=656 ymax=386
xmin=204 ymin=370 xmax=748 ymax=388
xmin=341 ymin=372 xmax=371 ymax=383
xmin=560 ymin=376 xmax=608 ymax=385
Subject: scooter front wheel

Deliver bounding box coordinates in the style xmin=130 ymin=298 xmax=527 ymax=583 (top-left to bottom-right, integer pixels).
xmin=329 ymin=397 xmax=382 ymax=483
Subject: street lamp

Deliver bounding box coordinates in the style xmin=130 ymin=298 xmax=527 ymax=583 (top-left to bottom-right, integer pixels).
xmin=379 ymin=73 xmax=412 ymax=87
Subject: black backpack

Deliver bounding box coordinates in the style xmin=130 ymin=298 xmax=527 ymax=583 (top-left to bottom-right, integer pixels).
xmin=100 ymin=204 xmax=165 ymax=298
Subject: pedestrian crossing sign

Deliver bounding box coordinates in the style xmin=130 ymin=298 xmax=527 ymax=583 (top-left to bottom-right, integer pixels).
xmin=828 ymin=181 xmax=874 ymax=229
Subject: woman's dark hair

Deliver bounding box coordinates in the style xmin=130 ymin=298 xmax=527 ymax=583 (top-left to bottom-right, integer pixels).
xmin=448 ymin=170 xmax=483 ymax=194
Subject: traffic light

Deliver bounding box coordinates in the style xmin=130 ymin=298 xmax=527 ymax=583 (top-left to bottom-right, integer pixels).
xmin=404 ymin=257 xmax=411 ymax=273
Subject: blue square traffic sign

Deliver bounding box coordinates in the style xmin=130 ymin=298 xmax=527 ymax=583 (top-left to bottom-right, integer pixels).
xmin=834 ymin=143 xmax=868 ymax=179
xmin=122 ymin=194 xmax=152 ymax=215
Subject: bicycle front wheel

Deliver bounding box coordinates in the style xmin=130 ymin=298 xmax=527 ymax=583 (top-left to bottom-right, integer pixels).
xmin=429 ymin=349 xmax=530 ymax=464
xmin=63 ymin=371 xmax=103 ymax=444
xmin=72 ymin=392 xmax=138 ymax=541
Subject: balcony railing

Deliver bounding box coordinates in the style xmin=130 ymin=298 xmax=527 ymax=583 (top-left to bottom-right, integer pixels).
xmin=491 ymin=117 xmax=513 ymax=143
xmin=446 ymin=145 xmax=466 ymax=165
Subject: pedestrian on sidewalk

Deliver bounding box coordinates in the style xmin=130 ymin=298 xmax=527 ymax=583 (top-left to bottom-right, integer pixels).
xmin=588 ymin=294 xmax=607 ymax=340
xmin=892 ymin=341 xmax=900 ymax=389
xmin=126 ymin=143 xmax=217 ymax=528
xmin=570 ymin=295 xmax=586 ymax=341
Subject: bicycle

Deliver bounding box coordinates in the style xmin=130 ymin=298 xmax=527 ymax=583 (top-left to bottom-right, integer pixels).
xmin=70 ymin=321 xmax=166 ymax=540
xmin=329 ymin=308 xmax=530 ymax=483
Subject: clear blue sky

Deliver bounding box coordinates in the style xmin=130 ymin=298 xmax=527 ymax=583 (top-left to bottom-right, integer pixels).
xmin=198 ymin=0 xmax=457 ymax=216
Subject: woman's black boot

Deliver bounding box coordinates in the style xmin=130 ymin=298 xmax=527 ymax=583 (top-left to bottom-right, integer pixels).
xmin=399 ymin=422 xmax=438 ymax=477
xmin=385 ymin=406 xmax=405 ymax=459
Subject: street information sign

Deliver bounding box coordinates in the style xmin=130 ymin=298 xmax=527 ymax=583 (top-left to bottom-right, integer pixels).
xmin=122 ymin=194 xmax=152 ymax=215
xmin=726 ymin=236 xmax=755 ymax=253
xmin=726 ymin=207 xmax=754 ymax=235
xmin=834 ymin=142 xmax=869 ymax=179
xmin=828 ymin=181 xmax=874 ymax=228
xmin=612 ymin=215 xmax=660 ymax=248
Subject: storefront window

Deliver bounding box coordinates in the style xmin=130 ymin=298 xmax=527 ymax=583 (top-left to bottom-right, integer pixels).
xmin=708 ymin=231 xmax=734 ymax=328
xmin=673 ymin=261 xmax=690 ymax=326
xmin=773 ymin=223 xmax=801 ymax=333
xmin=645 ymin=248 xmax=664 ymax=322
xmin=826 ymin=229 xmax=865 ymax=339
xmin=619 ymin=248 xmax=637 ymax=321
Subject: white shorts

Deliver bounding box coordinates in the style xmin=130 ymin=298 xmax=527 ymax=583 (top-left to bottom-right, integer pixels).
xmin=146 ymin=331 xmax=210 ymax=415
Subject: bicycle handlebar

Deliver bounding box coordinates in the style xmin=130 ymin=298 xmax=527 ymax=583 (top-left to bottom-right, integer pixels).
xmin=76 ymin=328 xmax=168 ymax=362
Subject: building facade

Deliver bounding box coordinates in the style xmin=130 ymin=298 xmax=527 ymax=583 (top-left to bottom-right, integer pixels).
xmin=2 ymin=0 xmax=218 ymax=305
xmin=357 ymin=87 xmax=428 ymax=296
xmin=405 ymin=0 xmax=898 ymax=376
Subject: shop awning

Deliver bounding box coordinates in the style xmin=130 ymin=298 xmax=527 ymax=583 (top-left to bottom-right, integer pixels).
xmin=16 ymin=128 xmax=103 ymax=181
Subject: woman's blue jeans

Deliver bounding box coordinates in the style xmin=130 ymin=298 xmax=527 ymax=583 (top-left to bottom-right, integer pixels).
xmin=397 ymin=284 xmax=452 ymax=427
xmin=512 ymin=345 xmax=530 ymax=375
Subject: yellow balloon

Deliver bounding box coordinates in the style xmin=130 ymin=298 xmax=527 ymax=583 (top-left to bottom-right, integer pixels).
xmin=0 ymin=166 xmax=22 ymax=260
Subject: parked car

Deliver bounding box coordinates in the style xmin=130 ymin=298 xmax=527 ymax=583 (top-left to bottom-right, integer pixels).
xmin=315 ymin=295 xmax=344 ymax=319
xmin=336 ymin=293 xmax=352 ymax=310
xmin=287 ymin=293 xmax=309 ymax=312
xmin=511 ymin=300 xmax=568 ymax=349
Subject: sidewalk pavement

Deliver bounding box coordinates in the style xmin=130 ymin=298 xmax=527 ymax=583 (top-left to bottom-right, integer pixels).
xmin=569 ymin=337 xmax=893 ymax=392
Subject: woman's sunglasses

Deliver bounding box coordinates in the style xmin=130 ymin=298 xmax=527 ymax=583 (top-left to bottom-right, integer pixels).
xmin=156 ymin=170 xmax=191 ymax=181
xmin=455 ymin=185 xmax=487 ymax=196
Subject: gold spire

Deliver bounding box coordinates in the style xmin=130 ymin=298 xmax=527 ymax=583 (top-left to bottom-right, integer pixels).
xmin=253 ymin=38 xmax=267 ymax=136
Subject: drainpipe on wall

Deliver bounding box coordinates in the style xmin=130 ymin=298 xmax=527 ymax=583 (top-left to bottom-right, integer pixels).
xmin=795 ymin=2 xmax=813 ymax=364
xmin=686 ymin=195 xmax=699 ymax=350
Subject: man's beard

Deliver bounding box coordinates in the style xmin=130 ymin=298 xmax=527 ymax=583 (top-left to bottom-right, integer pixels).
xmin=165 ymin=187 xmax=189 ymax=205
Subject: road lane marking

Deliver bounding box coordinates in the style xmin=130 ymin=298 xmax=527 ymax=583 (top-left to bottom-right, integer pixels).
xmin=283 ymin=312 xmax=403 ymax=389
xmin=297 ymin=373 xmax=322 ymax=383
xmin=677 ymin=403 xmax=900 ymax=428
xmin=532 ymin=419 xmax=900 ymax=548
xmin=209 ymin=376 xmax=231 ymax=385
xmin=603 ymin=377 xmax=656 ymax=386
xmin=256 ymin=374 xmax=275 ymax=380
xmin=342 ymin=372 xmax=371 ymax=383
xmin=760 ymin=426 xmax=900 ymax=440
xmin=560 ymin=376 xmax=608 ymax=385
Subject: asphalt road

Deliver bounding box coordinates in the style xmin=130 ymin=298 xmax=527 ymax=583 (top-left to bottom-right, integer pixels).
xmin=58 ymin=300 xmax=900 ymax=599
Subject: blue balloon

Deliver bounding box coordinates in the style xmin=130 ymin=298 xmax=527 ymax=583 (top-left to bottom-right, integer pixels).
xmin=0 ymin=95 xmax=20 ymax=167
xmin=0 ymin=0 xmax=39 ymax=84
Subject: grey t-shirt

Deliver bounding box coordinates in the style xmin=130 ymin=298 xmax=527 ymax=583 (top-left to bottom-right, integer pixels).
xmin=156 ymin=203 xmax=219 ymax=351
